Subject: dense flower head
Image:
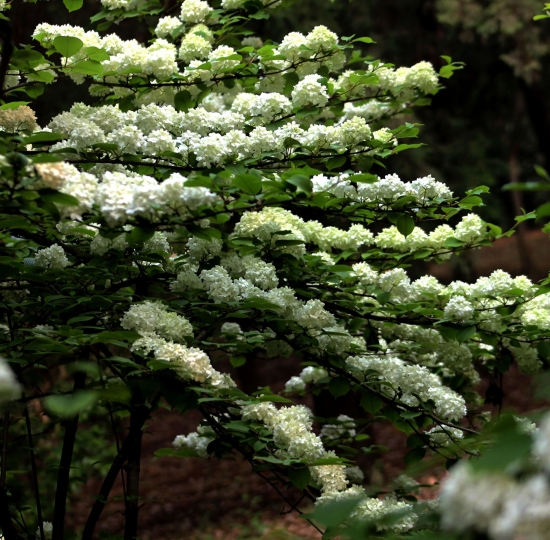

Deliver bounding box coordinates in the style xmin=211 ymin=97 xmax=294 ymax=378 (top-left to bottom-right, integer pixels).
xmin=34 ymin=245 xmax=70 ymax=269
xmin=292 ymin=74 xmax=330 ymax=108
xmin=121 ymin=301 xmax=194 ymax=342
xmin=180 ymin=0 xmax=212 ymax=23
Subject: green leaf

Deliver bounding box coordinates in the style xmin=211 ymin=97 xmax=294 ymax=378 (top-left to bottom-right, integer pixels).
xmin=456 ymin=325 xmax=476 ymax=343
xmin=472 ymin=425 xmax=532 ymax=472
xmin=85 ymin=46 xmax=110 ymax=62
xmin=285 ymin=174 xmax=312 ymax=195
xmin=536 ymin=202 xmax=550 ymax=219
xmin=39 ymin=189 xmax=79 ymax=207
xmin=283 ymin=72 xmax=300 ymax=94
xmin=249 ymin=10 xmax=269 ymax=19
xmin=326 ymin=155 xmax=347 ymax=171
xmin=23 ymin=132 xmax=64 ymax=145
xmin=63 ymin=0 xmax=83 ymax=11
xmin=27 ymin=70 xmax=55 ymax=84
xmin=360 ymin=391 xmax=383 ymax=414
xmin=459 ymin=195 xmax=483 ymax=209
xmin=328 ymin=377 xmax=350 ymax=398
xmin=307 ymin=497 xmax=362 ymax=528
xmin=233 ymin=173 xmax=262 ymax=195
xmin=230 ymin=355 xmax=246 ymax=367
xmin=45 ymin=390 xmax=98 ymax=417
xmin=353 ymin=37 xmax=375 ymax=44
xmin=174 ymin=90 xmax=194 ymax=112
xmin=404 ymin=447 xmax=426 ymax=467
xmin=288 ymin=466 xmax=311 ymax=490
xmin=97 ymin=383 xmax=131 ymax=404
xmin=53 ymin=36 xmax=84 ymax=58
xmin=396 ymin=214 xmax=415 ymax=237
xmin=90 ymin=330 xmax=141 ymax=345
xmin=444 ymin=237 xmax=465 ymax=248
xmin=70 ymin=60 xmax=103 ymax=75
xmin=0 ymin=102 xmax=30 ymax=110
xmin=128 ymin=225 xmax=155 ymax=245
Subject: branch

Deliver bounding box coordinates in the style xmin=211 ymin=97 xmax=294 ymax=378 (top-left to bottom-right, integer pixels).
xmin=0 ymin=19 xmax=13 ymax=100
xmin=123 ymin=402 xmax=146 ymax=540
xmin=24 ymin=401 xmax=44 ymax=540
xmin=1 ymin=410 xmax=8 ymax=484
xmin=81 ymin=392 xmax=159 ymax=540
xmin=52 ymin=371 xmax=86 ymax=540
xmin=0 ymin=481 xmax=18 ymax=540
xmin=0 ymin=410 xmax=18 ymax=540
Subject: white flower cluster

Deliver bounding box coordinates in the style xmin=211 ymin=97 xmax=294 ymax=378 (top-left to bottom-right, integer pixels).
xmin=178 ymin=24 xmax=214 ymax=62
xmin=284 ymin=365 xmax=328 ymax=393
xmin=506 ymin=340 xmax=542 ymax=375
xmin=155 ymin=17 xmax=184 ymax=39
xmin=35 ymin=521 xmax=53 ymax=540
xmin=300 ymin=366 xmax=329 ymax=383
xmin=443 ymin=295 xmax=475 ymax=322
xmin=34 ymin=24 xmax=179 ymax=83
xmin=100 ymin=0 xmax=148 ymax=10
xmin=351 ymin=265 xmax=534 ymax=333
xmin=52 ymin=165 xmax=218 ymax=225
xmin=292 ymin=74 xmax=329 ymax=108
xmin=220 ymin=322 xmax=243 ymax=335
xmin=379 ymin=322 xmax=476 ymax=381
xmin=426 ymin=426 xmax=464 ymax=447
xmin=372 ymin=61 xmax=439 ymax=97
xmin=0 ymin=356 xmax=21 ymax=403
xmin=31 ymin=15 xmax=439 ymax=126
xmin=34 ymin=244 xmax=70 ymax=269
xmin=48 ymin=103 xmax=377 ymax=168
xmin=132 ymin=334 xmax=234 ymax=387
xmin=439 ymin=414 xmax=550 ymax=539
xmin=315 ymin=485 xmax=416 ymax=533
xmin=241 ymin=403 xmax=327 ymax=463
xmin=171 ymin=259 xmax=362 ymax=357
xmin=172 ymin=424 xmax=215 ymax=458
xmin=373 ymin=214 xmax=486 ymax=257
xmin=312 ymin=173 xmax=453 ymax=206
xmin=345 ymin=466 xmax=364 ymax=484
xmin=346 ymin=354 xmax=467 ymax=421
xmin=120 ymin=301 xmax=193 ymax=342
xmin=234 ymin=206 xmax=374 ymax=254
xmin=180 ymin=0 xmax=212 ymax=23
xmin=320 ymin=414 xmax=357 ymax=441
xmin=518 ymin=290 xmax=550 ymax=331
xmin=440 ymin=443 xmax=550 ymax=540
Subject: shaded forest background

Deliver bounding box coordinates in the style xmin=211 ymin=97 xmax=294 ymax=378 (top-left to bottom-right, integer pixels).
xmin=8 ymin=1 xmax=550 ymax=538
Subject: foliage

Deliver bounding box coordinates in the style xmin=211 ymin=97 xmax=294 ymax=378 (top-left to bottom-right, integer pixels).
xmin=0 ymin=0 xmax=548 ymax=539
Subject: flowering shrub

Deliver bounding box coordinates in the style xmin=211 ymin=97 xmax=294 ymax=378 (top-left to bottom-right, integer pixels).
xmin=0 ymin=0 xmax=549 ymax=538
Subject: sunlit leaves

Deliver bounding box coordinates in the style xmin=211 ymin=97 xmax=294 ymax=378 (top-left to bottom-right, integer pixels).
xmin=53 ymin=36 xmax=83 ymax=57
